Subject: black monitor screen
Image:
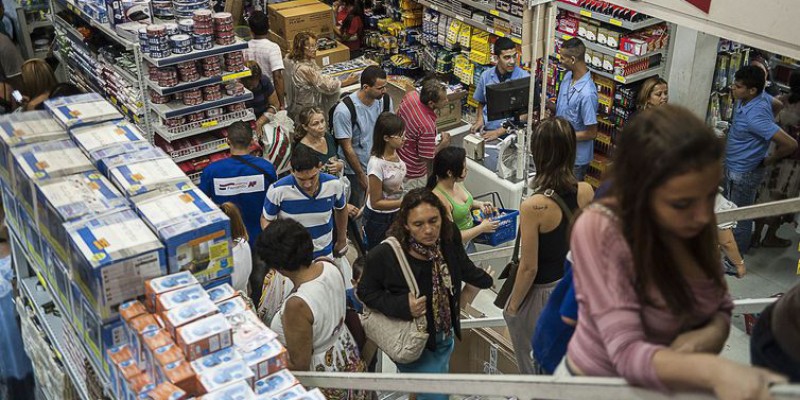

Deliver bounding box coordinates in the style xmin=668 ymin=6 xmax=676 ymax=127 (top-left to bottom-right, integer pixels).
xmin=486 ymin=77 xmax=531 ymax=122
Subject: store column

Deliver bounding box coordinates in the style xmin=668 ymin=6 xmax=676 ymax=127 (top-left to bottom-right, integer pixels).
xmin=665 ymin=25 xmax=719 ymax=118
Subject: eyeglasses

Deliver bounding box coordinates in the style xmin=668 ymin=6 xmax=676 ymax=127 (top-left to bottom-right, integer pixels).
xmin=390 ymin=134 xmax=406 ymax=140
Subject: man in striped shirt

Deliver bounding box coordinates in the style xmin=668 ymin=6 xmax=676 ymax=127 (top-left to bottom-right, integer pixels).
xmin=397 ymin=78 xmax=451 ymax=189
xmin=261 ymin=145 xmax=348 ymax=259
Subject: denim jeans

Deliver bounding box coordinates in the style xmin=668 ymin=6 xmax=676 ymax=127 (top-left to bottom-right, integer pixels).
xmin=573 ymin=164 xmax=589 ymax=182
xmin=363 ymin=207 xmax=396 ymax=251
xmin=724 ymin=166 xmax=767 ymax=253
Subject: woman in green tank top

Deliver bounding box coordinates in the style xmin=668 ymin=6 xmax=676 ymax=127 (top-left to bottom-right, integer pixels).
xmin=427 ymin=147 xmax=498 ymax=251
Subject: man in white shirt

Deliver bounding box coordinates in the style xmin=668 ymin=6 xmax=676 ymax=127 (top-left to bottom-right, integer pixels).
xmin=245 ymin=11 xmax=286 ymax=110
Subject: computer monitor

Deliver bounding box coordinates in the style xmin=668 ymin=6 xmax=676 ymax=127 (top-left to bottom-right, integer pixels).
xmin=486 ymin=77 xmax=532 ymax=122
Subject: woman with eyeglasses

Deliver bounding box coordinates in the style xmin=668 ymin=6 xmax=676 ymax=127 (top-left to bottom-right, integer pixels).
xmin=284 ymin=31 xmax=359 ymax=119
xmin=363 ymin=112 xmax=408 ymax=250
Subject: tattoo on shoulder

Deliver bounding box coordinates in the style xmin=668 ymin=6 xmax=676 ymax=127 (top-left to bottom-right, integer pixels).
xmin=532 ymin=204 xmax=548 ymax=210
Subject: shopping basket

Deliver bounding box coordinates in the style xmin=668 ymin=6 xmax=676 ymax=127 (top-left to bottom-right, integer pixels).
xmin=472 ymin=192 xmax=519 ymax=246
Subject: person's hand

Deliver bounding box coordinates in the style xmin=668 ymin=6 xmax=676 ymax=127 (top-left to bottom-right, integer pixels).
xmin=439 ymin=131 xmax=451 ymax=147
xmin=482 ymin=127 xmax=506 ymax=141
xmin=736 ymin=262 xmax=747 ymax=278
xmin=505 ymin=303 xmax=519 ymax=316
xmin=334 ymin=239 xmax=348 ymax=257
xmin=470 ymin=119 xmax=484 ymax=134
xmin=342 ymin=72 xmax=359 ymax=87
xmin=358 ymin=173 xmax=368 ymax=190
xmin=346 ymin=204 xmax=361 ymax=218
xmin=478 ymin=218 xmax=499 ymax=234
xmin=478 ymin=201 xmax=495 ymax=216
xmin=408 ymin=294 xmax=427 ymax=318
xmin=712 ymin=361 xmax=786 ymax=400
xmin=325 ymin=159 xmax=343 ymax=175
xmin=670 ymin=328 xmax=710 ymax=353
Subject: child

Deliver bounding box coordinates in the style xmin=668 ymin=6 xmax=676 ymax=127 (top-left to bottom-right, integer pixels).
xmin=219 ymin=202 xmax=252 ymax=295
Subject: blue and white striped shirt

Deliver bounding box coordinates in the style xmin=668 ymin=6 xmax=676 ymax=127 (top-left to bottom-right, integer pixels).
xmin=262 ymin=173 xmax=346 ymax=258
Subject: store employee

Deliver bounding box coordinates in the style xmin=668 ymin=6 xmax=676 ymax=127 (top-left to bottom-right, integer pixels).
xmin=555 ymin=37 xmax=598 ymax=181
xmin=471 ymin=37 xmax=530 ymax=141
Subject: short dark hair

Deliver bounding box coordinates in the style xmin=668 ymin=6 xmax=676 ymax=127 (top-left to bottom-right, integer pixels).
xmin=420 ymin=78 xmax=446 ymax=106
xmin=290 ymin=143 xmax=322 ymax=172
xmin=561 ymin=37 xmax=586 ymax=60
xmin=352 ymin=256 xmax=365 ymax=281
xmin=371 ymin=112 xmax=405 ymax=157
xmin=256 ymin=219 xmax=313 ymax=272
xmin=734 ymin=66 xmax=766 ymax=95
xmin=227 ymin=122 xmax=252 ymax=149
xmin=426 ymin=146 xmax=465 ymax=189
xmin=248 ymin=11 xmax=269 ymax=36
xmin=361 ymin=65 xmax=387 ymax=87
xmin=493 ymin=37 xmax=516 ymax=56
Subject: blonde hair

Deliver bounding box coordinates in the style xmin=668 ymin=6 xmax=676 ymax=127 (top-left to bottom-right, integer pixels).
xmin=21 ymin=59 xmax=57 ymax=98
xmin=289 ymin=31 xmax=316 ymax=62
xmin=637 ymin=77 xmax=668 ymax=111
xmin=220 ymin=202 xmax=248 ymax=242
xmin=293 ymin=106 xmax=325 ymax=143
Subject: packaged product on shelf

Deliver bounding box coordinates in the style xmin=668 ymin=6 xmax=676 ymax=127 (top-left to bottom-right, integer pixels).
xmin=145 ymin=271 xmax=199 ymax=312
xmin=242 ymin=339 xmax=288 ymax=380
xmin=229 ymin=311 xmax=278 ymax=353
xmin=177 ymin=313 xmax=233 ymax=360
xmin=148 ymin=382 xmax=188 ymax=400
xmin=129 ymin=313 xmax=161 ymax=365
xmin=107 ymin=150 xmax=193 ymax=198
xmin=156 ymin=283 xmax=211 ymax=313
xmin=69 ymin=119 xmax=148 ymax=158
xmin=253 ymin=369 xmax=299 ymax=397
xmin=217 ymin=296 xmax=248 ymax=317
xmin=107 ymin=345 xmax=134 ymax=398
xmin=11 ymin=139 xmax=94 ymax=217
xmin=35 ymin=170 xmax=129 ymax=263
xmin=120 ymin=299 xmax=148 ymax=346
xmin=201 ymin=380 xmax=257 ymax=400
xmin=267 ymin=0 xmax=335 ymax=44
xmin=268 ymin=385 xmax=307 ymax=400
xmin=113 ymin=356 xmax=141 ymax=400
xmin=0 ymin=111 xmax=67 ymax=183
xmin=107 ymin=0 xmax=153 ymax=27
xmin=93 ymin=141 xmax=156 ymax=177
xmin=207 ymin=283 xmax=235 ymax=303
xmin=190 ymin=346 xmax=243 ymax=375
xmin=163 ymin=297 xmax=219 ymax=338
xmin=127 ymin=372 xmax=155 ymax=400
xmin=197 ymin=360 xmax=255 ymax=393
xmin=44 ymin=93 xmax=124 ymax=129
xmin=66 ymin=209 xmax=167 ymax=321
xmin=142 ymin=329 xmax=174 ymax=381
xmin=161 ymin=359 xmax=196 ymax=393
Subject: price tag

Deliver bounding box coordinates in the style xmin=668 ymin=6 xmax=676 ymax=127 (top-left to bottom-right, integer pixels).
xmin=609 ymin=18 xmax=623 ymax=27
xmin=429 ymin=4 xmax=438 ymax=10
xmin=489 ymin=9 xmax=499 ymax=16
xmin=579 ymin=9 xmax=591 ymax=17
xmin=217 ymin=142 xmax=229 ymax=149
xmin=486 ymin=27 xmax=495 ymax=34
xmin=201 ymin=120 xmax=219 ymax=128
xmin=511 ymin=37 xmax=522 ymax=44
xmin=614 ymin=75 xmax=626 ymax=83
xmin=562 ymin=34 xmax=573 ymax=40
xmin=222 ymin=70 xmax=251 ymax=81
xmin=494 ymin=30 xmax=505 ymax=37
xmin=36 ymin=271 xmax=47 ymax=289
xmin=615 ymin=53 xmax=629 ymax=61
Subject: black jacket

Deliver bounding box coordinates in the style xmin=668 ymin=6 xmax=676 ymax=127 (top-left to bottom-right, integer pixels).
xmin=357 ymin=222 xmax=493 ymax=350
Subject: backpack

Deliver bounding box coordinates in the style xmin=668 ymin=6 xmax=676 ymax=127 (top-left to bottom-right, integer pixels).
xmin=329 ymin=93 xmax=392 ymax=146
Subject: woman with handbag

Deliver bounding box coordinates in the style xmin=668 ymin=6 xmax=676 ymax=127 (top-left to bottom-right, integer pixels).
xmin=257 ymin=219 xmax=367 ymax=400
xmin=357 ymin=188 xmax=494 ymax=400
xmin=502 ymin=117 xmax=594 ymax=374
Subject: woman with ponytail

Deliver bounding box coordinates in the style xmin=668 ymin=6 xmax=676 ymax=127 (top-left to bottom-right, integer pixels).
xmin=427 ymin=146 xmax=498 ymax=253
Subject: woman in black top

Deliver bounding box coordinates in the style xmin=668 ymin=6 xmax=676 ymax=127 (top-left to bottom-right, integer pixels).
xmin=357 ymin=188 xmax=493 ymax=399
xmin=502 ymin=117 xmax=594 ymax=374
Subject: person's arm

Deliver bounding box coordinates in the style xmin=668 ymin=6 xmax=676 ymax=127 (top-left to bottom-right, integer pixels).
xmin=368 ymin=174 xmax=402 ymax=210
xmin=333 ymin=106 xmax=368 ymax=189
xmin=450 ymin=224 xmax=493 ymax=289
xmin=471 ymin=78 xmax=486 ymax=133
xmin=765 ymin=128 xmax=798 ymax=165
xmin=357 ymin=246 xmax=414 ymax=319
xmin=261 ymin=186 xmax=279 ymax=229
xmin=436 ymin=131 xmax=450 ymax=152
xmin=670 ymin=312 xmax=730 ymax=354
xmin=575 ymin=124 xmax=598 ymax=141
xmin=298 ymin=64 xmax=343 ymax=96
xmin=718 ymin=228 xmax=745 ymax=278
xmin=576 ymin=92 xmax=599 ymax=141
xmin=281 ymin=297 xmax=314 ymax=371
xmin=333 ymin=182 xmax=348 ymax=255
xmin=505 ymin=196 xmax=543 ymax=315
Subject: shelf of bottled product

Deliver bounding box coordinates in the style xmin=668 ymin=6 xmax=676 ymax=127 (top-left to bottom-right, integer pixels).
xmin=146 ymin=69 xmax=252 ymax=96
xmin=466 ymin=0 xmax=522 ymax=25
xmin=555 ymin=1 xmax=664 ymax=31
xmin=150 ymin=90 xmax=253 ymax=119
xmin=416 ymin=0 xmax=523 ymax=44
xmin=51 ymin=0 xmax=135 ymax=49
xmin=589 ymin=64 xmax=663 ymax=84
xmin=141 ymin=39 xmax=250 ymax=67
xmin=11 ymin=229 xmax=95 ymax=400
xmin=556 ymin=31 xmax=665 ymax=63
xmin=153 ymin=108 xmax=255 ymax=142
xmin=170 ymin=138 xmax=230 ymax=163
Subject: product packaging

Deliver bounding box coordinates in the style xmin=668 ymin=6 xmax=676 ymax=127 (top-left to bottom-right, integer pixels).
xmin=0 ymin=111 xmax=66 ymax=184
xmin=229 ymin=311 xmax=277 ymax=353
xmin=197 ymin=360 xmax=256 ymax=393
xmin=153 ymin=343 xmax=185 ymax=384
xmin=217 ymin=296 xmax=248 ymax=317
xmin=176 ymin=313 xmax=233 ymax=361
xmin=108 ymin=151 xmax=193 ymax=198
xmin=265 ymin=385 xmax=307 ymax=400
xmin=145 ymin=271 xmax=199 ymax=312
xmin=142 ymin=329 xmax=174 ymax=381
xmin=129 ymin=313 xmax=161 ymax=367
xmin=69 ymin=120 xmax=148 ymax=162
xmin=106 ymin=345 xmax=134 ymax=399
xmin=190 ymin=346 xmax=243 ymax=375
xmin=201 ymin=380 xmax=257 ymax=400
xmin=93 ymin=142 xmax=155 ymax=177
xmin=161 ymin=359 xmax=196 ymax=394
xmin=253 ymin=369 xmax=299 ymax=397
xmin=156 ymin=284 xmax=210 ymax=313
xmin=206 ymin=283 xmax=235 ymax=303
xmin=45 ymin=93 xmax=124 ymax=129
xmin=147 ymin=382 xmax=188 ymax=400
xmin=163 ymin=297 xmax=219 ymax=338
xmin=242 ymin=339 xmax=289 ymax=380
xmin=115 ymin=357 xmax=142 ymax=400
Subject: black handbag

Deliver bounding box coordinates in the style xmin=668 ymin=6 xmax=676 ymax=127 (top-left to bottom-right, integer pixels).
xmin=493 ymin=188 xmax=575 ymax=309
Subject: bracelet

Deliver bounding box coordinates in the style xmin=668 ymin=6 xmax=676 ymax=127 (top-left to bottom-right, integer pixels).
xmin=732 ymin=260 xmax=745 ymax=266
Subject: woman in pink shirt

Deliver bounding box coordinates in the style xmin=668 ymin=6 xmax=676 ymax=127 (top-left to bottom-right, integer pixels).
xmin=565 ymin=105 xmax=786 ymax=399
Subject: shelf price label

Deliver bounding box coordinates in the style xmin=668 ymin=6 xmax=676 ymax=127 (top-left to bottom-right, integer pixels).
xmin=217 ymin=143 xmax=229 ymax=149
xmin=201 ymin=120 xmax=219 ymax=128
xmin=609 ymin=18 xmax=623 ymax=27
xmin=222 ymin=70 xmax=251 ymax=81
xmin=561 ymin=34 xmax=574 ymax=40
xmin=494 ymin=30 xmax=505 ymax=37
xmin=615 ymin=53 xmax=629 ymax=61
xmin=579 ymin=9 xmax=592 ymax=17
xmin=614 ymin=75 xmax=627 ymax=83
xmin=511 ymin=37 xmax=522 ymax=44
xmin=489 ymin=9 xmax=499 ymax=16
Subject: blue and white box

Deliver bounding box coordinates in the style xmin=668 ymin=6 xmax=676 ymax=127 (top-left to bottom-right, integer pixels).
xmin=77 ymin=296 xmax=128 ymax=377
xmin=107 ymin=150 xmax=192 ymax=198
xmin=190 ymin=346 xmax=243 ymax=375
xmin=253 ymin=370 xmax=299 ymax=397
xmin=202 ymin=380 xmax=257 ymax=400
xmin=134 ymin=187 xmax=232 ymax=282
xmin=45 ymin=93 xmax=123 ymax=129
xmin=93 ymin=142 xmax=154 ymax=177
xmin=66 ymin=209 xmax=167 ymax=321
xmin=267 ymin=385 xmax=308 ymax=400
xmin=207 ymin=283 xmax=236 ymax=303
xmin=156 ymin=283 xmax=210 ymax=313
xmin=198 ymin=360 xmax=256 ymax=393
xmin=0 ymin=111 xmax=66 ymax=184
xmin=69 ymin=120 xmax=148 ymax=162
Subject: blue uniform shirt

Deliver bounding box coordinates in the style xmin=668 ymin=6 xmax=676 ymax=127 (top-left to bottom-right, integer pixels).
xmin=726 ymin=91 xmax=781 ymax=173
xmin=555 ymin=71 xmax=598 ymax=166
xmin=199 ymin=155 xmax=278 ymax=247
xmin=473 ymin=66 xmax=530 ymax=131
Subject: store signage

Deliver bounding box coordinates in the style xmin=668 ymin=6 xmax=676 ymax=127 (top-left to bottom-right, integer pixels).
xmin=685 ymin=0 xmax=712 ymax=13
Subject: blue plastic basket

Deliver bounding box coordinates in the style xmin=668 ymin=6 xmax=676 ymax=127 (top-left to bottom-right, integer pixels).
xmin=471 ymin=192 xmax=519 ymax=246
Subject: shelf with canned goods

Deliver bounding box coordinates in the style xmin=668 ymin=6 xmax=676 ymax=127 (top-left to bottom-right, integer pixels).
xmin=141 ymin=39 xmax=250 ymax=68
xmin=153 ymin=107 xmax=255 ymax=142
xmin=169 ymin=137 xmax=230 ymax=163
xmin=149 ymin=88 xmax=253 ymax=119
xmin=555 ymin=1 xmax=664 ymax=31
xmin=146 ymin=68 xmax=252 ymax=96
xmin=417 ymin=0 xmax=523 ymax=44
xmin=466 ymin=0 xmax=522 ymax=25
xmin=590 ymin=64 xmax=663 ymax=84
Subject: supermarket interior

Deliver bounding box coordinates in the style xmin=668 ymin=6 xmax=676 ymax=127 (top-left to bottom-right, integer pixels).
xmin=0 ymin=0 xmax=800 ymax=399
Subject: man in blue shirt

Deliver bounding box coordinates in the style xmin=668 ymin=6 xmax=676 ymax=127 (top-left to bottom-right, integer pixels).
xmin=725 ymin=66 xmax=797 ymax=253
xmin=471 ymin=37 xmax=530 ymax=141
xmin=261 ymin=145 xmax=348 ymax=259
xmin=554 ymin=38 xmax=598 ymax=181
xmin=334 ymin=65 xmax=393 ymax=207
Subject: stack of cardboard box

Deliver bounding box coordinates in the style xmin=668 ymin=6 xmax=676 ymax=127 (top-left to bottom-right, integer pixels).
xmin=266 ymin=0 xmax=351 ymax=66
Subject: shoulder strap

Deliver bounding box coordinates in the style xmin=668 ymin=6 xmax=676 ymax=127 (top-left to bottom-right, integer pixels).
xmin=342 ymin=96 xmax=358 ymax=130
xmin=381 ymin=93 xmax=391 ymax=113
xmin=231 ymin=155 xmax=271 ymax=180
xmin=382 ymin=237 xmax=420 ymax=297
xmin=536 ymin=188 xmax=575 ymax=221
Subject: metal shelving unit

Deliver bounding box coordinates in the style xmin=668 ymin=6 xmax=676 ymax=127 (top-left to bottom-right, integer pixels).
xmin=170 ymin=138 xmax=230 ymax=163
xmin=417 ymin=0 xmax=523 ymax=44
xmin=52 ymin=0 xmax=134 ymax=49
xmin=146 ymin=69 xmax=252 ymax=95
xmin=555 ymin=1 xmax=664 ymax=31
xmin=154 ymin=108 xmax=255 ymax=142
xmin=141 ymin=40 xmax=249 ymax=67
xmin=556 ymin=31 xmax=665 ymax=63
xmin=590 ymin=65 xmax=663 ymax=84
xmin=150 ymin=91 xmax=253 ymax=119
xmin=467 ymin=1 xmax=522 ymax=25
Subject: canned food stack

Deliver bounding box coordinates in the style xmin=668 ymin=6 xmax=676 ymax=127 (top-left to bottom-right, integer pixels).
xmin=152 ymin=0 xmax=175 ymax=19
xmin=178 ymin=18 xmax=194 ymax=34
xmin=170 ymin=34 xmax=193 ymax=54
xmin=149 ymin=90 xmax=172 ymax=104
xmin=206 ymin=107 xmax=223 ymax=118
xmin=183 ymin=88 xmax=203 ymax=105
xmin=174 ymin=0 xmax=210 ymax=19
xmin=226 ymin=103 xmax=246 ymax=113
xmin=147 ymin=24 xmax=172 ymax=59
xmin=156 ymin=67 xmax=179 ymax=87
xmin=200 ymin=56 xmax=222 ymax=77
xmin=213 ymin=12 xmax=235 ymax=46
xmin=222 ymin=51 xmax=245 ymax=72
xmin=223 ymin=81 xmax=244 ymax=96
xmin=187 ymin=111 xmax=206 ymax=123
xmin=177 ymin=61 xmax=200 ymax=82
xmin=193 ymin=10 xmax=214 ymax=51
xmin=202 ymin=84 xmax=223 ymax=102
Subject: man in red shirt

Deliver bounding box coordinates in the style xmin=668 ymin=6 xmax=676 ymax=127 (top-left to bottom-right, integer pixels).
xmin=397 ymin=79 xmax=451 ymax=189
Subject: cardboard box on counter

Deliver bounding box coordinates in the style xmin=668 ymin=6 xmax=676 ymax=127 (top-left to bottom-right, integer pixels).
xmin=267 ymin=0 xmax=335 ymax=45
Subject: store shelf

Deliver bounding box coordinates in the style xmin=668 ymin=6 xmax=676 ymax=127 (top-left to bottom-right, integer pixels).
xmin=154 ymin=108 xmax=255 ymax=141
xmin=146 ymin=69 xmax=252 ymax=95
xmin=556 ymin=31 xmax=665 ymax=63
xmin=29 ymin=19 xmax=53 ymax=29
xmin=775 ymin=81 xmax=791 ymax=92
xmin=141 ymin=40 xmax=249 ymax=67
xmin=590 ymin=64 xmax=663 ymax=84
xmin=150 ymin=90 xmax=253 ymax=119
xmin=170 ymin=138 xmax=230 ymax=163
xmin=467 ymin=1 xmax=522 ymax=24
xmin=188 ymin=171 xmax=201 ymax=184
xmin=555 ymin=2 xmax=664 ymax=31
xmin=53 ymin=0 xmax=134 ymax=49
xmin=108 ymin=62 xmax=139 ymax=84
xmin=417 ymin=0 xmax=523 ymax=44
